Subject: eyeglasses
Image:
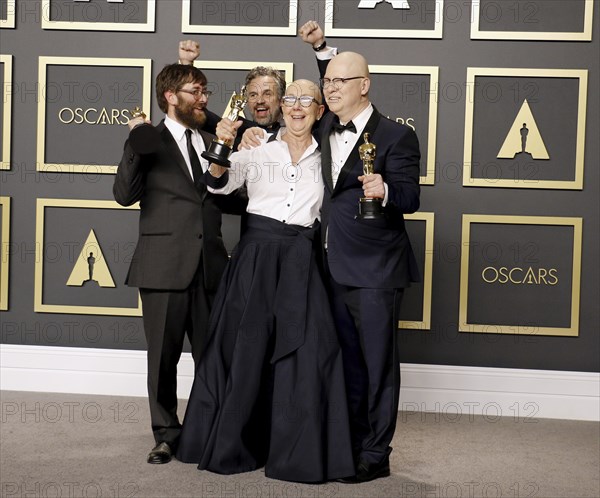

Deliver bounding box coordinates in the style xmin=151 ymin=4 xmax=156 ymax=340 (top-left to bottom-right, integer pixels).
xmin=281 ymin=95 xmax=318 ymax=107
xmin=178 ymin=88 xmax=213 ymax=99
xmin=319 ymin=76 xmax=365 ymax=90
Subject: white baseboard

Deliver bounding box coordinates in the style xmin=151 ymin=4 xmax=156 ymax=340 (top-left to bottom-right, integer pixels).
xmin=1 ymin=344 xmax=598 ymax=421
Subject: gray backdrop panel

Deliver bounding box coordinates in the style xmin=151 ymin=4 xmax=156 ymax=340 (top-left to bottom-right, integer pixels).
xmin=0 ymin=0 xmax=598 ymax=373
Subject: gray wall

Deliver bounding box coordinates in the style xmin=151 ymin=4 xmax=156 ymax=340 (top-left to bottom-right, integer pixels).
xmin=1 ymin=0 xmax=598 ymax=372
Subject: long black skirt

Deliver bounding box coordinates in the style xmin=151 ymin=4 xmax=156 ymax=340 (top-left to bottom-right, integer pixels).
xmin=176 ymin=214 xmax=354 ymax=483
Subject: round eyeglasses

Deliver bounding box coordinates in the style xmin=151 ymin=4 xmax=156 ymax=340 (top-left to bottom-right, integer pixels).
xmin=319 ymin=76 xmax=365 ymax=90
xmin=281 ymin=95 xmax=318 ymax=107
xmin=178 ymin=88 xmax=213 ymax=99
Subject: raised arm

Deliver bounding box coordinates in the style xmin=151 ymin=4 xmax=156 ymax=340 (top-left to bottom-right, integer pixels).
xmin=299 ymin=20 xmax=338 ymax=80
xmin=178 ymin=40 xmax=200 ymax=65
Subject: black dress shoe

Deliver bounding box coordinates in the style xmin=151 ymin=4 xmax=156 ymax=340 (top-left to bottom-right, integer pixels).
xmin=147 ymin=442 xmax=172 ymax=464
xmin=337 ymin=458 xmax=390 ymax=483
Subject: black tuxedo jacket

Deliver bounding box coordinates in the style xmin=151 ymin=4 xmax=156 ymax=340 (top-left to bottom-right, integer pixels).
xmin=113 ymin=120 xmax=230 ymax=292
xmin=319 ymin=108 xmax=421 ymax=289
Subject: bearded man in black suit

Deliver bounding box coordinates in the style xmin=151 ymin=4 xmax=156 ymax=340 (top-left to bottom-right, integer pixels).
xmin=114 ymin=64 xmax=235 ymax=465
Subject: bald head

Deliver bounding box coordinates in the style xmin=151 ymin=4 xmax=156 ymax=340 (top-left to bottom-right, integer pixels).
xmin=323 ymin=52 xmax=371 ymax=123
xmin=286 ymin=79 xmax=323 ymax=104
xmin=327 ymin=52 xmax=370 ymax=81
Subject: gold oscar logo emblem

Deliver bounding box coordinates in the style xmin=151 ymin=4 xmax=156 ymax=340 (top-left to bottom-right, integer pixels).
xmin=497 ymin=99 xmax=550 ymax=160
xmin=66 ymin=229 xmax=115 ymax=288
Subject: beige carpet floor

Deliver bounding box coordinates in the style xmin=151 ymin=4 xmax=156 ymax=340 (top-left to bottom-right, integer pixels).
xmin=1 ymin=391 xmax=598 ymax=498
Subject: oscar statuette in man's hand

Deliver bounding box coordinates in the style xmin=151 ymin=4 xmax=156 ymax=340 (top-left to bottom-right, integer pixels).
xmin=128 ymin=107 xmax=160 ymax=155
xmin=358 ymin=133 xmax=384 ymax=219
xmin=201 ymin=86 xmax=248 ymax=167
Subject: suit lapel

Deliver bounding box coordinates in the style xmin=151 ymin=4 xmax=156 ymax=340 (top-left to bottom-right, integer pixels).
xmin=320 ymin=113 xmax=335 ymax=193
xmin=197 ymin=130 xmax=216 ymax=201
xmin=333 ymin=108 xmax=380 ymax=195
xmin=160 ymin=122 xmax=210 ymax=201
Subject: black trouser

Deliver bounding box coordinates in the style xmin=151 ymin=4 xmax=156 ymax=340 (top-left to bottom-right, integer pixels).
xmin=329 ymin=278 xmax=404 ymax=465
xmin=139 ymin=261 xmax=212 ymax=448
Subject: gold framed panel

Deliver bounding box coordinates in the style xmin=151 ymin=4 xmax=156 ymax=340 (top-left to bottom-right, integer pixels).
xmin=459 ymin=214 xmax=582 ymax=337
xmin=399 ymin=211 xmax=434 ymax=330
xmin=0 ymin=54 xmax=12 ymax=169
xmin=370 ymin=65 xmax=438 ymax=185
xmin=0 ymin=0 xmax=15 ymax=28
xmin=182 ymin=0 xmax=298 ymax=35
xmin=0 ymin=196 xmax=10 ymax=310
xmin=41 ymin=0 xmax=156 ymax=32
xmin=325 ymin=0 xmax=444 ymax=39
xmin=35 ymin=198 xmax=142 ymax=316
xmin=194 ymin=60 xmax=294 ymax=118
xmin=470 ymin=0 xmax=594 ymax=41
xmin=463 ymin=67 xmax=588 ymax=189
xmin=37 ymin=56 xmax=152 ymax=174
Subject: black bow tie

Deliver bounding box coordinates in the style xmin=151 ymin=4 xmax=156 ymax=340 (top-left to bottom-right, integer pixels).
xmin=332 ymin=120 xmax=357 ymax=134
xmin=262 ymin=121 xmax=281 ymax=132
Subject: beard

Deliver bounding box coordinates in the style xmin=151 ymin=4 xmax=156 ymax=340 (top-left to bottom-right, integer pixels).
xmin=249 ymin=103 xmax=280 ymax=127
xmin=174 ymin=100 xmax=207 ymax=130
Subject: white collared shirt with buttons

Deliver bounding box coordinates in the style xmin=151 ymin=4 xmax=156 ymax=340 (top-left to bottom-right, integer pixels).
xmin=328 ymin=103 xmax=389 ymax=204
xmin=164 ymin=115 xmax=209 ymax=180
xmin=207 ymin=129 xmax=323 ymax=227
xmin=329 ymin=104 xmax=374 ymax=188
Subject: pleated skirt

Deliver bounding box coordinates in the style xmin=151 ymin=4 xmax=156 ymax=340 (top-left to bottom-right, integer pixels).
xmin=176 ymin=214 xmax=354 ymax=483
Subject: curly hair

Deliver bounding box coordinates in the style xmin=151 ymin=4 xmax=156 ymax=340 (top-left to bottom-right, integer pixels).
xmin=244 ymin=67 xmax=287 ymax=100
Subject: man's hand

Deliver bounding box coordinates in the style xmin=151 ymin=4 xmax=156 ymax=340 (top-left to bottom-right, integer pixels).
xmin=358 ymin=173 xmax=385 ymax=199
xmin=238 ymin=127 xmax=266 ymax=150
xmin=127 ymin=115 xmax=151 ymax=131
xmin=216 ymin=118 xmax=243 ymax=144
xmin=179 ymin=40 xmax=200 ymax=65
xmin=208 ymin=164 xmax=227 ymax=178
xmin=299 ymin=21 xmax=325 ymax=48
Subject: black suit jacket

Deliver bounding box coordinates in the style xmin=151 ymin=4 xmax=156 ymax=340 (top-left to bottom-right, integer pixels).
xmin=113 ymin=120 xmax=230 ymax=292
xmin=319 ymin=108 xmax=421 ymax=289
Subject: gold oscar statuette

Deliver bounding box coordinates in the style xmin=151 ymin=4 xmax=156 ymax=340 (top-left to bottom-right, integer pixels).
xmin=201 ymin=86 xmax=248 ymax=167
xmin=128 ymin=106 xmax=160 ymax=154
xmin=358 ymin=132 xmax=384 ymax=219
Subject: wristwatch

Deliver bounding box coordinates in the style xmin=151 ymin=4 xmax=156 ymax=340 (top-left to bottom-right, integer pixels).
xmin=313 ymin=40 xmax=327 ymax=52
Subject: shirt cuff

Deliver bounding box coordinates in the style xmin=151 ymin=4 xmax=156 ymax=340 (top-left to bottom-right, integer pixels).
xmin=205 ymin=169 xmax=229 ymax=190
xmin=315 ymin=47 xmax=338 ymax=60
xmin=382 ymin=182 xmax=389 ymax=207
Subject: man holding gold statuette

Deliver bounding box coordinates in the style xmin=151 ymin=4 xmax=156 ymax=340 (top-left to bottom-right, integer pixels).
xmin=176 ymin=79 xmax=354 ymax=484
xmin=178 ymin=40 xmax=287 ymax=150
xmin=307 ymin=24 xmax=422 ymax=483
xmin=114 ymin=63 xmax=243 ymax=467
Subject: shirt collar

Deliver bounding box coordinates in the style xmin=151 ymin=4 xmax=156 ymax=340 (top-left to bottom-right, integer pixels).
xmin=164 ymin=115 xmax=190 ymax=142
xmin=343 ymin=103 xmax=373 ymax=135
xmin=261 ymin=121 xmax=282 ymax=132
xmin=274 ymin=127 xmax=320 ymax=156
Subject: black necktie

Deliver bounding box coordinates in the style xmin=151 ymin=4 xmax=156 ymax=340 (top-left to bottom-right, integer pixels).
xmin=332 ymin=120 xmax=357 ymax=134
xmin=185 ymin=129 xmax=202 ymax=187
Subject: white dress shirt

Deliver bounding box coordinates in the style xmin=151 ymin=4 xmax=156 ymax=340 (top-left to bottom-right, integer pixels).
xmin=208 ymin=129 xmax=323 ymax=227
xmin=330 ymin=104 xmax=373 ymax=188
xmin=164 ymin=115 xmax=209 ymax=180
xmin=329 ymin=103 xmax=389 ymax=204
